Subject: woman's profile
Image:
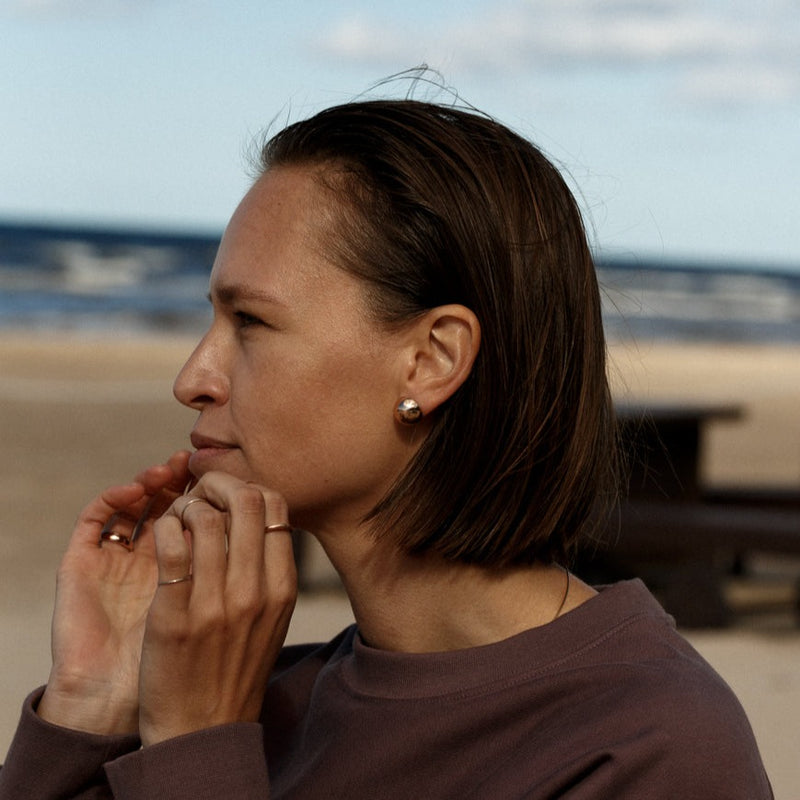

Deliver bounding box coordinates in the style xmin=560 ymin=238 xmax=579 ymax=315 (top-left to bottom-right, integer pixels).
xmin=0 ymin=81 xmax=772 ymax=798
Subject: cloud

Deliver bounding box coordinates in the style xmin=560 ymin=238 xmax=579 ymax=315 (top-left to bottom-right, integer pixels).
xmin=677 ymin=64 xmax=800 ymax=107
xmin=320 ymin=17 xmax=411 ymax=67
xmin=5 ymin=0 xmax=148 ymax=18
xmin=315 ymin=0 xmax=800 ymax=107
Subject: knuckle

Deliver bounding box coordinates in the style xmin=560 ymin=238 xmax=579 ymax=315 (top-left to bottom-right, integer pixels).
xmin=165 ymin=496 xmax=184 ymax=517
xmin=191 ymin=504 xmax=224 ymax=530
xmin=191 ymin=603 xmax=227 ymax=637
xmin=153 ymin=533 xmax=187 ymax=570
xmin=194 ymin=470 xmax=221 ymax=489
xmin=269 ymin=571 xmax=298 ymax=608
xmin=264 ymin=491 xmax=289 ymax=521
xmin=147 ymin=607 xmax=189 ymax=643
xmin=159 ymin=549 xmax=187 ymax=573
xmin=235 ymin=485 xmax=266 ymax=517
xmin=226 ymin=584 xmax=264 ymax=618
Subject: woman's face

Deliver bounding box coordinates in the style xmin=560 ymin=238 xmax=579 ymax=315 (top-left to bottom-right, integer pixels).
xmin=173 ymin=166 xmax=415 ymax=530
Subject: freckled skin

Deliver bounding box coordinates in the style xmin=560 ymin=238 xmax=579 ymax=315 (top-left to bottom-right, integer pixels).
xmin=173 ymin=166 xmax=416 ymax=533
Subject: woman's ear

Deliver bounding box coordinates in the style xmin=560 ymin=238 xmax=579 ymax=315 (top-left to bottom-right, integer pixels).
xmin=400 ymin=304 xmax=481 ymax=416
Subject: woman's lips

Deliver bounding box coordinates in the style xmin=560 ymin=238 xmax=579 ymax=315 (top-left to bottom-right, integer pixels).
xmin=188 ymin=433 xmax=238 ymax=473
xmin=190 ymin=432 xmax=236 ymax=451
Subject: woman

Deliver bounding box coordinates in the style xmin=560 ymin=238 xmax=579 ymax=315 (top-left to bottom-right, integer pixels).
xmin=0 ymin=98 xmax=772 ymax=798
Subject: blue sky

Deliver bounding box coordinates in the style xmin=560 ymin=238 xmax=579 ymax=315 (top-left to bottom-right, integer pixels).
xmin=2 ymin=0 xmax=798 ymax=268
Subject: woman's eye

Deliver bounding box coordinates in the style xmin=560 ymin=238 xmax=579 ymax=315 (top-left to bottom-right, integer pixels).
xmin=234 ymin=310 xmax=265 ymax=328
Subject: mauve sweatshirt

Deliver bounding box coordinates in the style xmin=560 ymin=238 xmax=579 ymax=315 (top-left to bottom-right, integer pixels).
xmin=0 ymin=580 xmax=773 ymax=799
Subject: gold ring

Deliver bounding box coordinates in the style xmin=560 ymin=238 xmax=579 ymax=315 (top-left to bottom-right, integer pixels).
xmin=99 ymin=530 xmax=133 ymax=551
xmin=158 ymin=574 xmax=193 ymax=586
xmin=180 ymin=497 xmax=207 ymax=529
xmin=264 ymin=523 xmax=293 ymax=534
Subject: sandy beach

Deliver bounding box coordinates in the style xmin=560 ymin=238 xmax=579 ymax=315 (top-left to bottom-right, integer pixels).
xmin=1 ymin=331 xmax=799 ymax=797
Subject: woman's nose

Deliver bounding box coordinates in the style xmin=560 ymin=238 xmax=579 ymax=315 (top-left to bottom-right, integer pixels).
xmin=173 ymin=332 xmax=229 ymax=410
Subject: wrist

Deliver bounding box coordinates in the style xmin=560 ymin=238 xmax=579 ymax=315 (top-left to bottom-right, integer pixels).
xmin=38 ymin=675 xmax=139 ymax=736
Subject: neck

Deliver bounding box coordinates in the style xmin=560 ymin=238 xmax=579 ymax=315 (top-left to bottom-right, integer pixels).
xmin=315 ymin=527 xmax=594 ymax=653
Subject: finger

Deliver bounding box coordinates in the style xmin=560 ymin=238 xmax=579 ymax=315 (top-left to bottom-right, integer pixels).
xmin=144 ymin=451 xmax=192 ymax=495
xmin=168 ymin=473 xmax=296 ymax=601
xmin=260 ymin=491 xmax=297 ymax=601
xmin=179 ymin=473 xmax=293 ymax=601
xmin=225 ymin=484 xmax=269 ymax=598
xmin=165 ymin=450 xmax=192 ymax=487
xmin=74 ymin=452 xmax=191 ymax=543
xmin=153 ymin=514 xmax=194 ymax=595
xmin=132 ymin=464 xmax=175 ymax=495
xmin=177 ymin=496 xmax=228 ymax=596
xmin=72 ymin=483 xmax=147 ymax=549
xmin=174 ymin=473 xmax=266 ymax=594
xmin=131 ymin=451 xmax=192 ymax=506
xmin=129 ymin=452 xmax=195 ymax=544
xmin=99 ymin=510 xmax=139 ymax=551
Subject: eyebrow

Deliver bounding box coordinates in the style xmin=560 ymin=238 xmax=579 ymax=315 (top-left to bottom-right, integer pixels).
xmin=208 ymin=283 xmax=288 ymax=308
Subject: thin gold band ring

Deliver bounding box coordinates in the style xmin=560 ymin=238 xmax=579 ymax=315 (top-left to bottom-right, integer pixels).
xmin=180 ymin=497 xmax=208 ymax=529
xmin=265 ymin=523 xmax=293 ymax=534
xmin=99 ymin=530 xmax=133 ymax=550
xmin=158 ymin=574 xmax=193 ymax=586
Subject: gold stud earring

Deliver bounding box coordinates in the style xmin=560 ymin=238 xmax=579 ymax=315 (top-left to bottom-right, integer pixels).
xmin=394 ymin=398 xmax=423 ymax=425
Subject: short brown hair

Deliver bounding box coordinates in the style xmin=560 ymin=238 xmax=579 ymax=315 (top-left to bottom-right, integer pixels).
xmin=260 ymin=98 xmax=617 ymax=567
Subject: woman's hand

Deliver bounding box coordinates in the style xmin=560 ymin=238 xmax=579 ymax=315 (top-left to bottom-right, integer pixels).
xmin=138 ymin=472 xmax=297 ymax=746
xmin=37 ymin=451 xmax=192 ymax=735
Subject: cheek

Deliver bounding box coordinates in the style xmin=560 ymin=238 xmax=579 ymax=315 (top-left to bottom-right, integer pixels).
xmin=227 ymin=355 xmax=346 ymax=446
xmin=228 ymin=330 xmax=397 ymax=453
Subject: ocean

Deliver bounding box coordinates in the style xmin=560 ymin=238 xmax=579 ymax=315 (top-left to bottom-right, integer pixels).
xmin=1 ymin=221 xmax=799 ymax=343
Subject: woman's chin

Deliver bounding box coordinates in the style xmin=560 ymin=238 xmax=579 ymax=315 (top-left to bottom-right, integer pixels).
xmin=188 ymin=446 xmax=247 ymax=479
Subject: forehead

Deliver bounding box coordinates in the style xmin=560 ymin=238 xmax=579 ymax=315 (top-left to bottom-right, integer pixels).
xmin=210 ymin=166 xmax=332 ymax=296
xmin=209 ymin=166 xmax=378 ymax=323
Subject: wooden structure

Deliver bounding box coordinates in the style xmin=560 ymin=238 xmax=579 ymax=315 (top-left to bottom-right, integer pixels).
xmin=579 ymin=403 xmax=800 ymax=627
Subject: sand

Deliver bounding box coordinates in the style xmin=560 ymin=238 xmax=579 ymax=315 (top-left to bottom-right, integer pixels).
xmin=1 ymin=331 xmax=799 ymax=796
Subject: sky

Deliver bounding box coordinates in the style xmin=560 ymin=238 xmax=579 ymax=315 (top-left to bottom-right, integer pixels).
xmin=1 ymin=0 xmax=799 ymax=269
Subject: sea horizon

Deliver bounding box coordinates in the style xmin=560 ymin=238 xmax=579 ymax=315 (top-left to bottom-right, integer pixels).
xmin=1 ymin=218 xmax=799 ymax=343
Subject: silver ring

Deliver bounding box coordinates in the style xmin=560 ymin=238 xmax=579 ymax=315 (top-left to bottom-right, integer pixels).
xmin=265 ymin=523 xmax=293 ymax=534
xmin=158 ymin=574 xmax=193 ymax=586
xmin=180 ymin=497 xmax=207 ymax=529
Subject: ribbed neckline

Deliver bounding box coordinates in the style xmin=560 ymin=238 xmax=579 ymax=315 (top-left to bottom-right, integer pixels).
xmin=331 ymin=579 xmax=668 ymax=700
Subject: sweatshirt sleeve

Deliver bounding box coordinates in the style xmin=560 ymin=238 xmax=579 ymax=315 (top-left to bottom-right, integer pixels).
xmin=0 ymin=688 xmax=139 ymax=800
xmin=104 ymin=723 xmax=270 ymax=799
xmin=0 ymin=690 xmax=271 ymax=800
